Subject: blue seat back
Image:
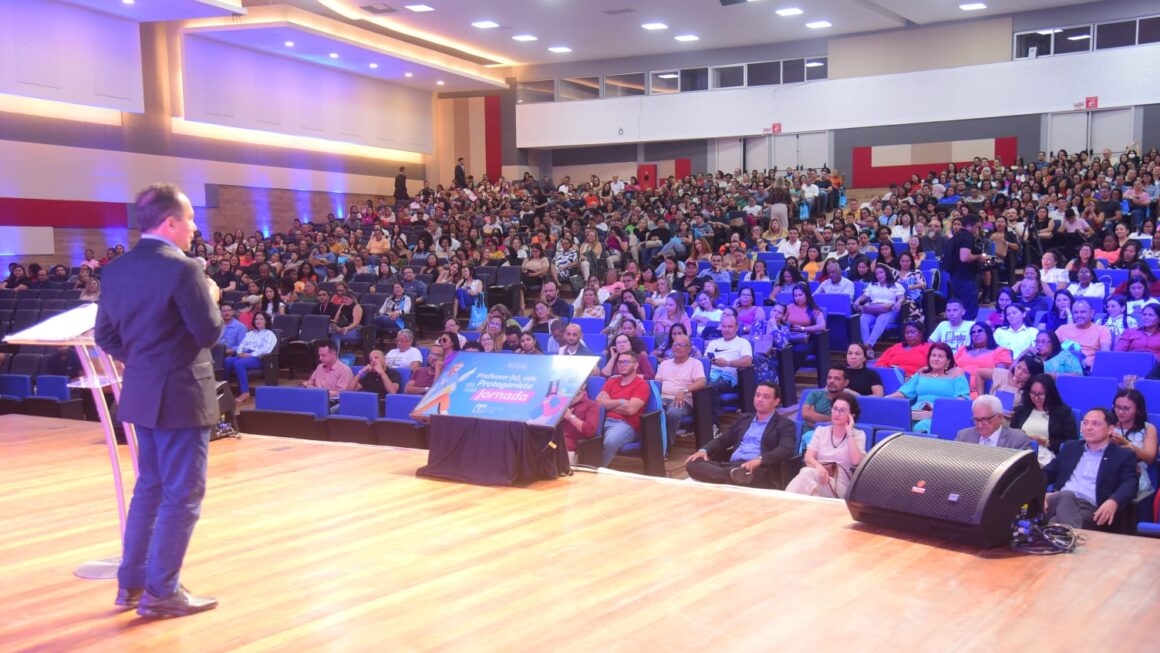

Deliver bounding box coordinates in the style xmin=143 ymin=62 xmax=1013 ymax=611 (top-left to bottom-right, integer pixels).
xmin=534 ymin=332 xmax=550 ymax=352
xmin=392 ymin=366 xmax=413 ymax=392
xmin=255 ymin=386 xmax=329 ymax=419
xmin=878 ymin=366 xmax=905 ymax=395
xmin=995 ymin=390 xmax=1015 ymax=411
xmin=738 ymin=280 xmax=773 ymax=298
xmin=35 ymin=375 xmax=71 ymax=401
xmin=586 ymin=333 xmax=607 ymax=353
xmin=1090 ymin=351 xmax=1155 ymax=380
xmin=587 ymin=376 xmax=605 ymax=400
xmin=1139 ymin=381 xmax=1160 ymax=414
xmin=856 ymin=396 xmax=912 ymax=431
xmin=383 ymin=394 xmax=421 ymax=422
xmin=572 ymin=317 xmax=605 ymax=333
xmin=929 ymin=398 xmax=973 ymax=441
xmin=1057 ymin=375 xmax=1119 ymax=415
xmin=0 ymin=374 xmax=32 ymax=399
xmin=337 ymin=391 xmax=379 ymax=420
xmin=815 ymin=293 xmax=852 ymax=316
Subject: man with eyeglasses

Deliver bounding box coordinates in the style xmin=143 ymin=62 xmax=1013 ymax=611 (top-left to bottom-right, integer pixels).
xmin=1042 ymin=407 xmax=1138 ymax=530
xmin=595 ymin=351 xmax=651 ymax=466
xmin=955 ymin=394 xmax=1031 ymax=449
xmin=654 ymin=334 xmax=706 ymax=444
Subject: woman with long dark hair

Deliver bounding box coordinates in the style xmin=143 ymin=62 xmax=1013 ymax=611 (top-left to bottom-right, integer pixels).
xmin=1010 ymin=373 xmax=1077 ymax=458
xmin=1110 ymin=388 xmax=1158 ymax=499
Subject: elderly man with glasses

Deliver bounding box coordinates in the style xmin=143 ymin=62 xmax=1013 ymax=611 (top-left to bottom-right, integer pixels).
xmin=955 ymin=394 xmax=1032 ymax=449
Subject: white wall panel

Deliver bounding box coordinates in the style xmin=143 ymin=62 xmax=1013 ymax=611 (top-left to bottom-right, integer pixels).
xmin=183 ymin=36 xmax=433 ymax=155
xmin=1090 ymin=109 xmax=1134 ymax=156
xmin=797 ymin=132 xmax=830 ymax=169
xmin=744 ymin=136 xmax=770 ymax=171
xmin=1048 ymin=112 xmax=1088 ymax=155
xmin=713 ymin=138 xmax=744 ymax=174
xmin=0 ymin=1 xmax=143 ymax=113
xmin=517 ymin=45 xmax=1160 ymax=148
xmin=773 ymin=135 xmax=799 ymax=170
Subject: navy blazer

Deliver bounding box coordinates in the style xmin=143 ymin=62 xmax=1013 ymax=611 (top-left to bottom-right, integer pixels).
xmin=1042 ymin=439 xmax=1138 ymax=508
xmin=95 ymin=238 xmax=224 ymax=429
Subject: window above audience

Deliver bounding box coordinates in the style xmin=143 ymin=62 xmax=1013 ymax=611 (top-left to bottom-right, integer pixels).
xmin=1016 ymin=13 xmax=1160 ymax=59
xmin=559 ymin=77 xmax=600 ymax=101
xmin=604 ymin=73 xmax=645 ymax=98
xmin=516 ymin=80 xmax=555 ymax=104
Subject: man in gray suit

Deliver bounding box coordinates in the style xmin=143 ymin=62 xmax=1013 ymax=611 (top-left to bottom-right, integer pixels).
xmin=96 ymin=183 xmax=224 ymax=618
xmin=956 ymin=394 xmax=1032 ymax=449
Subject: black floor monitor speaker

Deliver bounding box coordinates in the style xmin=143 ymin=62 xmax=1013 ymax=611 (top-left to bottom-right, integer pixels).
xmin=846 ymin=434 xmax=1046 ymax=548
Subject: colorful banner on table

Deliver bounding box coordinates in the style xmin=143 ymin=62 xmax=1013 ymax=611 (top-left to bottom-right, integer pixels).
xmin=412 ymin=352 xmax=599 ymax=427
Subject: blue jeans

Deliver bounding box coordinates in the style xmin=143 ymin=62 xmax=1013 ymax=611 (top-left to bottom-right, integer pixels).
xmin=118 ymin=425 xmax=211 ymax=597
xmin=949 ymin=276 xmax=978 ymax=320
xmin=224 ymin=355 xmax=263 ymax=394
xmin=373 ymin=314 xmax=403 ymax=335
xmin=601 ymin=418 xmax=638 ymax=466
xmin=330 ymin=326 xmax=362 ymax=353
xmin=662 ymin=398 xmax=690 ymax=445
xmin=860 ymin=309 xmax=898 ymax=349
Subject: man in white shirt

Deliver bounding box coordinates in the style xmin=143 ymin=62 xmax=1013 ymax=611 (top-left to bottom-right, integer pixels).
xmin=609 ymin=175 xmax=625 ymax=195
xmin=384 ymin=329 xmax=423 ymax=370
xmin=929 ymin=300 xmax=973 ymax=351
xmin=815 ymin=261 xmax=855 ymax=297
xmin=704 ymin=314 xmax=753 ymax=418
xmin=776 ymin=229 xmax=803 ymax=258
xmin=653 ymin=334 xmax=706 ymax=443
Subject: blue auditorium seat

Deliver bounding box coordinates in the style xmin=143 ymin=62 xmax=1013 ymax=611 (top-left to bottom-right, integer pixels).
xmin=929 ymin=398 xmax=973 ymax=441
xmin=337 ymin=391 xmax=380 ymax=420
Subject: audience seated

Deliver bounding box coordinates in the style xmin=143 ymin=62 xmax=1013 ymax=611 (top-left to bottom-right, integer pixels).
xmin=875 ymin=321 xmax=931 ymax=377
xmin=595 ymin=350 xmax=651 ymax=466
xmin=929 ymin=300 xmax=973 ymax=351
xmin=1043 ymin=407 xmax=1138 ymax=529
xmin=684 ymin=382 xmax=795 ymax=488
xmin=704 ymin=314 xmax=753 ymax=415
xmin=1054 ymin=299 xmax=1110 ymax=369
xmin=223 ymin=312 xmax=277 ymax=403
xmin=1110 ymin=389 xmax=1159 ymax=500
xmin=785 ymin=392 xmax=866 ymax=497
xmin=653 ymin=334 xmax=706 ymax=442
xmin=350 ymin=349 xmax=401 ymax=397
xmin=886 ymin=342 xmax=969 ymax=430
xmin=1010 ymin=373 xmax=1076 ymax=459
xmin=301 ymin=343 xmax=353 ymax=401
xmin=560 ymin=390 xmax=600 ymax=465
xmin=843 ymin=343 xmax=884 ymax=396
xmin=955 ymin=394 xmax=1031 ymax=449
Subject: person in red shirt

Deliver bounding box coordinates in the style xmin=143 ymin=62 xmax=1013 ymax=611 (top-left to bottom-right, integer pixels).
xmin=561 ymin=392 xmax=600 ymax=463
xmin=875 ymin=321 xmax=933 ymax=378
xmin=596 ymin=351 xmax=651 ymax=466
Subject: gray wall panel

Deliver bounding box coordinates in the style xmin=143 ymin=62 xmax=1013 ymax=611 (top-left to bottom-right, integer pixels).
xmin=1142 ymin=104 xmax=1160 ymax=154
xmin=552 ymin=144 xmax=638 ymax=166
xmin=833 ymin=115 xmax=1042 ymax=185
xmin=643 ymin=140 xmax=709 ymax=172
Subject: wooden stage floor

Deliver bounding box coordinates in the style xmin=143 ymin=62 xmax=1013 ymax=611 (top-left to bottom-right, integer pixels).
xmin=1 ymin=415 xmax=1157 ymax=653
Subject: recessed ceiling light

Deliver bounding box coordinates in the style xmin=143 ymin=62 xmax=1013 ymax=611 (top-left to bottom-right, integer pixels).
xmin=369 ymin=63 xmax=378 ymax=69
xmin=404 ymin=4 xmax=434 ymax=12
xmin=512 ymin=34 xmax=538 ymax=42
xmin=329 ymin=52 xmax=339 ymax=58
xmin=641 ymin=22 xmax=668 ymax=30
xmin=472 ymin=20 xmax=499 ymax=29
xmin=674 ymin=34 xmax=699 ymax=42
xmin=122 ymin=0 xmax=135 ymax=5
xmin=1067 ymin=33 xmax=1091 ymax=40
xmin=1036 ymin=29 xmax=1063 ymax=35
xmin=404 ymin=72 xmax=414 ymax=77
xmin=548 ymin=46 xmax=572 ymax=53
xmin=959 ymin=3 xmax=987 ymax=10
xmin=657 ymin=73 xmax=679 ymax=79
xmin=775 ymin=7 xmax=803 ymax=16
xmin=283 ymin=40 xmax=295 ymax=47
xmin=806 ymin=20 xmax=832 ymax=29
xmin=436 ymin=80 xmax=445 ymax=86
xmin=805 ymin=61 xmax=824 ymax=68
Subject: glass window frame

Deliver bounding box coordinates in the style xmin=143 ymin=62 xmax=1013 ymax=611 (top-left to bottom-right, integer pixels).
xmin=516 ymin=79 xmax=557 ymax=104
xmin=557 ymin=76 xmax=602 ymax=102
xmin=649 ymin=70 xmax=681 ymax=95
xmin=745 ymin=60 xmax=781 ymax=87
xmin=710 ymin=64 xmax=746 ymax=90
xmin=603 ymin=72 xmax=646 ymax=98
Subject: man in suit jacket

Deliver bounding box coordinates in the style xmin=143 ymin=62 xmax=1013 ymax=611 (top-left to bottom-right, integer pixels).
xmin=1042 ymin=407 xmax=1139 ymax=530
xmin=95 ymin=183 xmax=224 ymax=619
xmin=454 ymin=157 xmax=467 ymax=188
xmin=956 ymin=394 xmax=1032 ymax=449
xmin=394 ymin=166 xmax=409 ymax=203
xmin=685 ymin=382 xmax=795 ymax=489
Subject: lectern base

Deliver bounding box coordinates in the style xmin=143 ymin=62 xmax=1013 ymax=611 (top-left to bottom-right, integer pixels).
xmin=74 ymin=556 xmax=120 ymax=580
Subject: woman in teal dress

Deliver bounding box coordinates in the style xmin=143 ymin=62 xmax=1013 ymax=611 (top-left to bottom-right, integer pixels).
xmin=1034 ymin=329 xmax=1083 ymax=377
xmin=887 ymin=342 xmax=970 ymax=432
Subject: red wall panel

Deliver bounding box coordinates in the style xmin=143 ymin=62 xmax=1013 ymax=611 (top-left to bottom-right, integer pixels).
xmin=851 ymin=138 xmax=1019 ymax=188
xmin=674 ymin=158 xmax=691 ymax=180
xmin=0 ymin=197 xmax=128 ymax=228
xmin=483 ymin=95 xmax=503 ymax=183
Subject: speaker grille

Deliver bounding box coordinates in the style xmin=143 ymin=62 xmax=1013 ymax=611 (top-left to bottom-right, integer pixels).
xmin=849 ymin=436 xmax=1021 ymax=523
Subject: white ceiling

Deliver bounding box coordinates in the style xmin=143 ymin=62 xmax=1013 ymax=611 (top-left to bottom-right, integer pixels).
xmin=307 ymin=0 xmax=1100 ymax=66
xmin=59 ymin=0 xmax=246 ymax=22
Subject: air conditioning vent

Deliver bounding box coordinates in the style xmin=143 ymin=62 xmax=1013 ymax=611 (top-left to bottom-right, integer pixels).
xmin=360 ymin=4 xmax=397 ymax=15
xmin=603 ymin=8 xmax=635 ymax=15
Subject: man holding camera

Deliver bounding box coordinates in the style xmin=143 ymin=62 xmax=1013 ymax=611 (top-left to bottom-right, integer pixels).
xmin=942 ymin=215 xmax=993 ymax=320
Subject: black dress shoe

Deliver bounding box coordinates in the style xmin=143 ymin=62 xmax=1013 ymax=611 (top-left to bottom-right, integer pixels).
xmin=136 ymin=586 xmax=218 ymax=619
xmin=114 ymin=587 xmax=143 ymax=608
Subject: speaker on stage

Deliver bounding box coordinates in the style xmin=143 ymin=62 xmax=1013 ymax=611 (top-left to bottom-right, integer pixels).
xmin=846 ymin=434 xmax=1046 ymax=548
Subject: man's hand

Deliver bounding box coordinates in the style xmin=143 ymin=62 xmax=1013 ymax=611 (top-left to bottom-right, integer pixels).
xmin=741 ymin=456 xmax=762 ymax=473
xmin=685 ymin=449 xmax=708 ymax=464
xmin=1093 ymin=499 xmax=1119 ymax=526
xmin=205 ymin=277 xmax=221 ymax=303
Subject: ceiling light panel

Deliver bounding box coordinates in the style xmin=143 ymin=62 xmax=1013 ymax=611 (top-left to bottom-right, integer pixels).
xmin=512 ymin=34 xmax=538 ymax=42
xmin=806 ymin=20 xmax=832 ymax=29
xmin=548 ymin=46 xmax=572 ymax=53
xmin=775 ymin=7 xmax=802 ymax=16
xmin=674 ymin=34 xmax=699 ymax=42
xmin=404 ymin=4 xmax=434 ymax=12
xmin=959 ymin=3 xmax=987 ymax=10
xmin=472 ymin=20 xmax=499 ymax=29
xmin=641 ymin=22 xmax=668 ymax=30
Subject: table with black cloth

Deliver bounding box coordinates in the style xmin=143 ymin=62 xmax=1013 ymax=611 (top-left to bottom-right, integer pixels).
xmin=416 ymin=414 xmax=570 ymax=486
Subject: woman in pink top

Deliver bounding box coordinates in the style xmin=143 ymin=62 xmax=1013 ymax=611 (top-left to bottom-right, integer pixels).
xmin=955 ymin=322 xmax=1014 ymax=398
xmin=652 ymin=292 xmax=691 ymax=336
xmin=732 ymin=286 xmax=766 ymax=335
xmin=1116 ymin=303 xmax=1160 ymax=362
